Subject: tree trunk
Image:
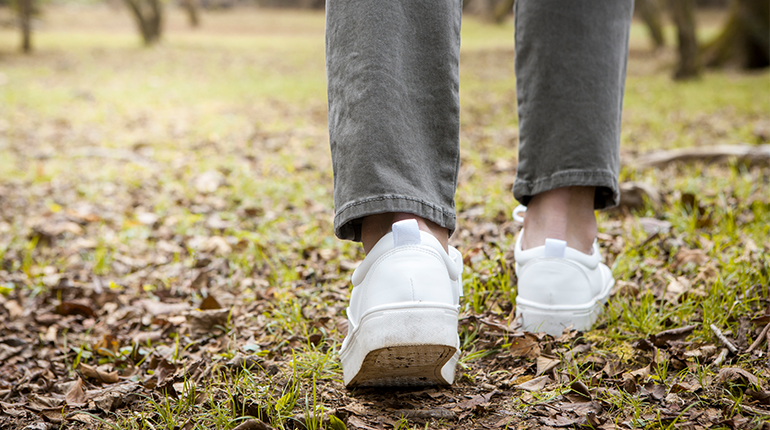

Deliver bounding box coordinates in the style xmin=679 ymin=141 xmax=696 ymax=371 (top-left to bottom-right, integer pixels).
xmin=669 ymin=0 xmax=700 ymax=79
xmin=493 ymin=0 xmax=514 ymax=24
xmin=183 ymin=0 xmax=200 ymax=27
xmin=637 ymin=0 xmax=666 ymax=49
xmin=703 ymin=0 xmax=769 ymax=69
xmin=19 ymin=0 xmax=32 ymax=53
xmin=124 ymin=0 xmax=163 ymax=45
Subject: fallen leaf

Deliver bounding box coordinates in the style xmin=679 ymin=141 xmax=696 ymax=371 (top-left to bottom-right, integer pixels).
xmin=515 ymin=375 xmax=549 ymax=392
xmin=79 ymin=363 xmax=120 ymax=384
xmin=717 ymin=367 xmax=760 ymax=387
xmin=200 ymin=295 xmax=221 ymax=310
xmin=509 ymin=332 xmax=540 ymax=359
xmin=673 ymin=248 xmax=709 ymax=269
xmin=395 ymin=409 xmax=456 ymax=420
xmin=454 ymin=391 xmax=497 ymax=410
xmin=65 ymin=377 xmax=86 ymax=406
xmin=570 ymin=379 xmax=592 ymax=399
xmin=664 ymin=276 xmax=691 ymax=303
xmin=346 ymin=416 xmax=379 ymax=430
xmin=638 ymin=217 xmax=671 ymax=234
xmin=3 ymin=300 xmax=23 ymax=319
xmin=57 ymin=300 xmax=96 ymax=318
xmin=186 ymin=308 xmax=230 ymax=334
xmin=536 ymin=356 xmax=560 ymax=376
xmin=231 ymin=418 xmax=273 ymax=430
xmin=138 ymin=299 xmax=189 ymax=316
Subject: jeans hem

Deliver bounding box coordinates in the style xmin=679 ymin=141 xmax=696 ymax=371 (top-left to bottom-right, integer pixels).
xmin=334 ymin=196 xmax=456 ymax=242
xmin=513 ymin=170 xmax=620 ymax=210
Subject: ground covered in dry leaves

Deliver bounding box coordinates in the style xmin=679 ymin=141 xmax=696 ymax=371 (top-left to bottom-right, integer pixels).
xmin=0 ymin=5 xmax=769 ymax=430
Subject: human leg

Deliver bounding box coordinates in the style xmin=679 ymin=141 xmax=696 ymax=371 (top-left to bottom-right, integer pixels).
xmin=326 ymin=0 xmax=464 ymax=386
xmin=513 ymin=0 xmax=633 ymax=250
xmin=326 ymin=0 xmax=462 ymax=245
xmin=512 ymin=0 xmax=634 ymax=335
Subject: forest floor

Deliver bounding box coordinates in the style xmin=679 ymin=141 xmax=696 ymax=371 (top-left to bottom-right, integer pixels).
xmin=0 ymin=5 xmax=769 ymax=430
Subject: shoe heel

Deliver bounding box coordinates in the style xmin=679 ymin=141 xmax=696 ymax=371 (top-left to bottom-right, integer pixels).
xmin=517 ymin=304 xmax=596 ymax=336
xmin=342 ymin=305 xmax=459 ymax=387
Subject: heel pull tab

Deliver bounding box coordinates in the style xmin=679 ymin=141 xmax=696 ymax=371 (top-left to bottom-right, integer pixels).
xmin=392 ymin=219 xmax=421 ymax=247
xmin=544 ymin=238 xmax=567 ymax=258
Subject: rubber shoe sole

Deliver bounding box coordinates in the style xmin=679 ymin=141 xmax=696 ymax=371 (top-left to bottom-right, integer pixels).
xmin=516 ymin=276 xmax=614 ymax=335
xmin=341 ymin=304 xmax=459 ymax=387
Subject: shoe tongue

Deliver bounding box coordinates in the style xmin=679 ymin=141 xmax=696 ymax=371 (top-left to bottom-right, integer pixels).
xmin=544 ymin=238 xmax=566 ymax=258
xmin=392 ymin=219 xmax=421 ymax=247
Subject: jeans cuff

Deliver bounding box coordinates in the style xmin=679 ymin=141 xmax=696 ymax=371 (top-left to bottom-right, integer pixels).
xmin=334 ymin=195 xmax=456 ymax=241
xmin=513 ymin=170 xmax=619 ymax=210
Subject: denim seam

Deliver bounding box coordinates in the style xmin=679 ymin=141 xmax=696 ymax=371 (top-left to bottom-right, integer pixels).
xmin=336 ymin=195 xmax=456 ymax=220
xmin=518 ymin=170 xmax=616 ymax=187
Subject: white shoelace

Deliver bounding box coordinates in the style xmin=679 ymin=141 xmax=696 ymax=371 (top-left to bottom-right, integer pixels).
xmin=512 ymin=205 xmax=526 ymax=223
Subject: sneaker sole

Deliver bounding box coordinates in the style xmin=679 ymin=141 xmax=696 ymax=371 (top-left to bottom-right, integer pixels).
xmin=341 ymin=305 xmax=459 ymax=388
xmin=516 ymin=278 xmax=614 ymax=336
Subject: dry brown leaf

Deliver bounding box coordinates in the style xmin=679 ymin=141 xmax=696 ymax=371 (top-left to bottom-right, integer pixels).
xmin=541 ymin=414 xmax=579 ymax=427
xmin=717 ymin=367 xmax=760 ymax=387
xmin=57 ymin=300 xmax=96 ymax=318
xmin=3 ymin=300 xmax=23 ymax=320
xmin=673 ymin=248 xmax=710 ymax=269
xmin=515 ymin=375 xmax=549 ymax=392
xmin=200 ymin=295 xmax=221 ymax=310
xmin=395 ymin=409 xmax=456 ymax=420
xmin=536 ymin=356 xmax=560 ymax=376
xmin=231 ymin=419 xmax=273 ymax=430
xmin=611 ymin=280 xmax=640 ymax=298
xmin=638 ymin=217 xmax=671 ymax=234
xmin=619 ymin=181 xmax=663 ymax=210
xmin=25 ymin=393 xmax=64 ymax=411
xmin=346 ymin=416 xmax=378 ymax=430
xmin=454 ymin=391 xmax=497 ymax=410
xmin=664 ymin=276 xmax=691 ymax=303
xmin=65 ymin=377 xmax=86 ymax=406
xmin=186 ymin=308 xmax=230 ymax=334
xmin=138 ymin=299 xmax=189 ymax=316
xmin=79 ymin=363 xmax=119 ymax=384
xmin=570 ymin=380 xmax=592 ymax=399
xmin=509 ymin=332 xmax=540 ymax=359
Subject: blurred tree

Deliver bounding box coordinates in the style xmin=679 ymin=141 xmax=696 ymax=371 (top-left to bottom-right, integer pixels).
xmin=492 ymin=0 xmax=514 ymax=24
xmin=670 ymin=0 xmax=700 ymax=79
xmin=637 ymin=0 xmax=666 ymax=49
xmin=124 ymin=0 xmax=163 ymax=45
xmin=702 ymin=0 xmax=769 ymax=68
xmin=16 ymin=0 xmax=33 ymax=53
xmin=182 ymin=0 xmax=200 ymax=28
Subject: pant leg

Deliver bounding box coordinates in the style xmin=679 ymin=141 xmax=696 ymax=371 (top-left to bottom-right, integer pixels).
xmin=326 ymin=0 xmax=463 ymax=241
xmin=513 ymin=0 xmax=634 ymax=209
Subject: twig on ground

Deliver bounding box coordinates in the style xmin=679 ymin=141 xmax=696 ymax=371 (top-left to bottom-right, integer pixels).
xmin=746 ymin=322 xmax=770 ymax=353
xmin=710 ymin=324 xmax=738 ymax=354
xmin=713 ymin=348 xmax=729 ymax=367
xmin=632 ymin=144 xmax=770 ymax=168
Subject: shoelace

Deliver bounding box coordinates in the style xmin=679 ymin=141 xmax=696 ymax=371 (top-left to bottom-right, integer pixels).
xmin=512 ymin=205 xmax=526 ymax=223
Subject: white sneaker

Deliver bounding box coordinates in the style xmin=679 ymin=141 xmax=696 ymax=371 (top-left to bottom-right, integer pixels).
xmin=514 ymin=226 xmax=614 ymax=336
xmin=340 ymin=219 xmax=463 ymax=387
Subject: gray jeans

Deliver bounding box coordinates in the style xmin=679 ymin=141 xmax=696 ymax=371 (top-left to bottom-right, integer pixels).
xmin=326 ymin=0 xmax=633 ymax=241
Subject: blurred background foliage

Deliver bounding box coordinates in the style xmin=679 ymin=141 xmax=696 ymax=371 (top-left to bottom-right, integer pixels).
xmin=1 ymin=0 xmax=767 ymax=77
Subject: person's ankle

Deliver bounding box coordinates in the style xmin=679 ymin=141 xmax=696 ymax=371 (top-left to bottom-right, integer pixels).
xmin=361 ymin=213 xmax=449 ymax=255
xmin=520 ymin=186 xmax=597 ymax=254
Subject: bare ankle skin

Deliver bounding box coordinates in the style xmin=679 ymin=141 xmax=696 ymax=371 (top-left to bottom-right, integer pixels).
xmin=521 ymin=186 xmax=597 ymax=254
xmin=361 ymin=213 xmax=449 ymax=254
